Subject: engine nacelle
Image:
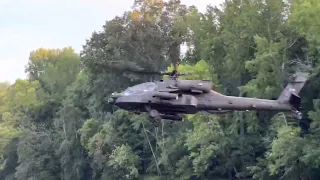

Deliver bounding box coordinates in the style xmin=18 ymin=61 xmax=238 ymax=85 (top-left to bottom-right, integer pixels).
xmin=153 ymin=92 xmax=178 ymax=100
xmin=177 ymin=80 xmax=213 ymax=93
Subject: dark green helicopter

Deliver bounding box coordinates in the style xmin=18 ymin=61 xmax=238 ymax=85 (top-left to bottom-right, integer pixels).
xmin=107 ymin=59 xmax=309 ymax=125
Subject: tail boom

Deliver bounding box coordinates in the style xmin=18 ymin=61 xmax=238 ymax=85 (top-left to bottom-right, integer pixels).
xmin=196 ymin=72 xmax=309 ymax=113
xmin=197 ymin=96 xmax=293 ymax=112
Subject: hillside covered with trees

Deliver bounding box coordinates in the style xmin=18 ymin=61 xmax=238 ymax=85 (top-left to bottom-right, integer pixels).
xmin=1 ymin=0 xmax=320 ymax=179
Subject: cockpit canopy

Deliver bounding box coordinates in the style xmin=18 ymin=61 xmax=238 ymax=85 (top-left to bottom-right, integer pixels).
xmin=122 ymin=82 xmax=157 ymax=96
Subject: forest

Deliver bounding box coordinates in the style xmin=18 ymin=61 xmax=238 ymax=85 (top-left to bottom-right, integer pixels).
xmin=1 ymin=0 xmax=320 ymax=179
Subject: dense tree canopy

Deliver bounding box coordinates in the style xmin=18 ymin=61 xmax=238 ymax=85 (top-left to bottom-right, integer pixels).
xmin=1 ymin=0 xmax=320 ymax=179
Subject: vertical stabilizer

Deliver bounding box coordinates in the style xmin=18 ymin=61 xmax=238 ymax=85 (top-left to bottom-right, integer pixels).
xmin=278 ymin=72 xmax=309 ymax=110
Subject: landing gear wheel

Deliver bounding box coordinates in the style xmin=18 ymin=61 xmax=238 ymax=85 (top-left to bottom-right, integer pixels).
xmin=147 ymin=109 xmax=161 ymax=127
xmin=293 ymin=110 xmax=302 ymax=120
xmin=149 ymin=110 xmax=159 ymax=118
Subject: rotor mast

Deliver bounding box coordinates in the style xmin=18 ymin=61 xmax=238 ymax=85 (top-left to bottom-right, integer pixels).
xmin=168 ymin=38 xmax=181 ymax=81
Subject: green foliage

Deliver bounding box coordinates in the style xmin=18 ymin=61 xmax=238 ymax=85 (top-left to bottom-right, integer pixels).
xmin=300 ymin=100 xmax=320 ymax=168
xmin=289 ymin=0 xmax=320 ymax=40
xmin=1 ymin=0 xmax=320 ymax=179
xmin=79 ymin=118 xmax=101 ymax=150
xmin=108 ymin=144 xmax=140 ymax=179
xmin=5 ymin=80 xmax=42 ymax=111
xmin=166 ymin=59 xmax=217 ymax=81
xmin=241 ymin=35 xmax=285 ymax=98
xmin=0 ymin=124 xmax=21 ymax=162
xmin=266 ymin=126 xmax=304 ymax=177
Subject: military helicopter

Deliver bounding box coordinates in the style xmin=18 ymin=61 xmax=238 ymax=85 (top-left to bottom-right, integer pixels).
xmin=107 ymin=58 xmax=309 ymax=124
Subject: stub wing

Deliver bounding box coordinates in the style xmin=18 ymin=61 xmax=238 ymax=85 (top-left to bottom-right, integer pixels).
xmin=202 ymin=110 xmax=231 ymax=114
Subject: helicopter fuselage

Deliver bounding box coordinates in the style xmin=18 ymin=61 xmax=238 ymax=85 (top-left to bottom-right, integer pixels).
xmin=108 ymin=72 xmax=308 ymax=121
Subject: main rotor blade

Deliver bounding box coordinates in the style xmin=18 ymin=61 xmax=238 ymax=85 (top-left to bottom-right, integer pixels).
xmin=95 ymin=60 xmax=165 ymax=75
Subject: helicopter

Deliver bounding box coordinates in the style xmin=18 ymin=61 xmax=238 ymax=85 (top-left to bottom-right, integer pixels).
xmin=107 ymin=58 xmax=309 ymax=125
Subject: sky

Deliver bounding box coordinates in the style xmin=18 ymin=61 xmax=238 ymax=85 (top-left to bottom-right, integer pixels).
xmin=0 ymin=0 xmax=224 ymax=83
